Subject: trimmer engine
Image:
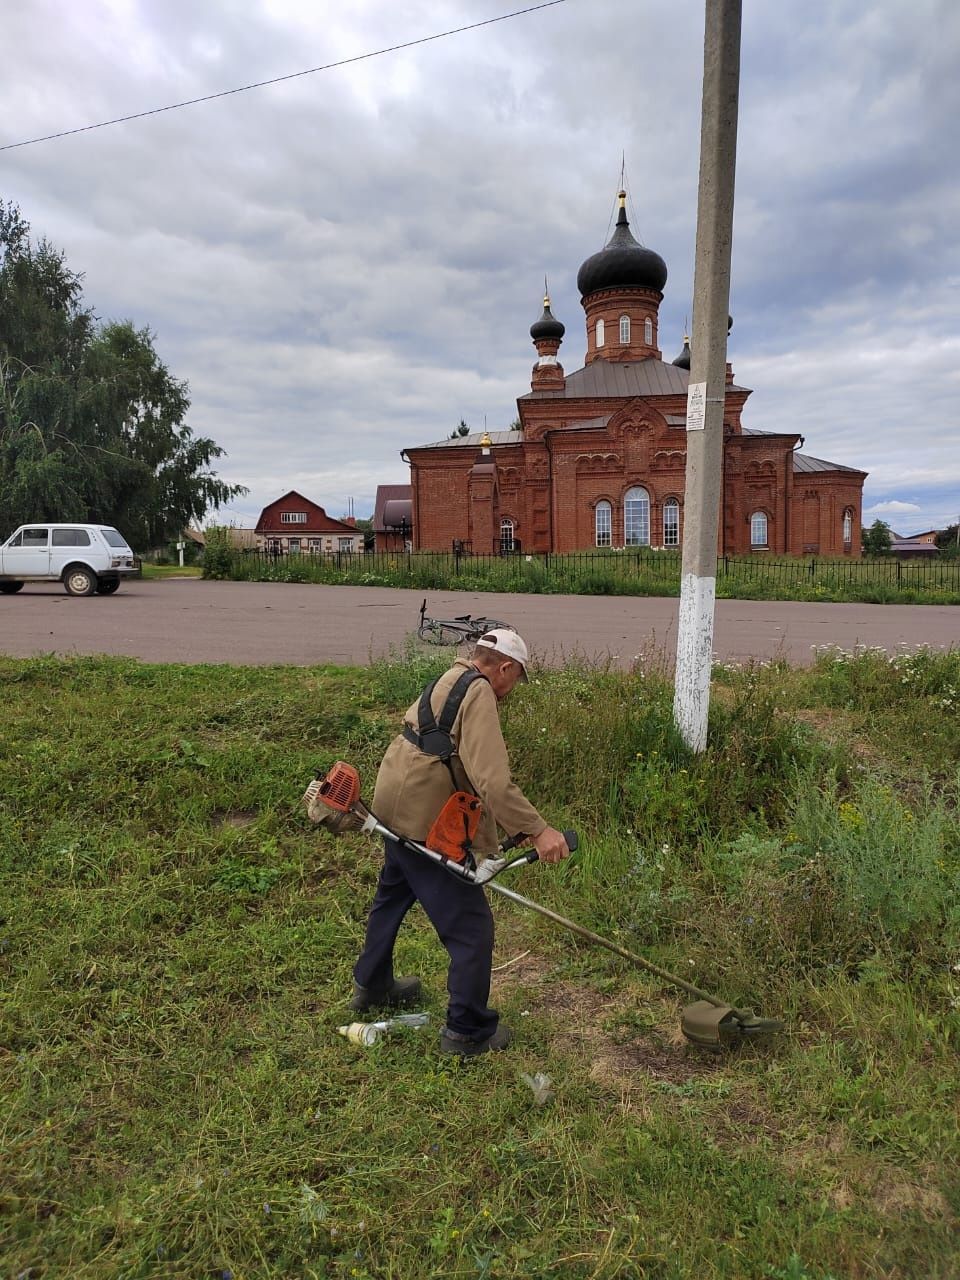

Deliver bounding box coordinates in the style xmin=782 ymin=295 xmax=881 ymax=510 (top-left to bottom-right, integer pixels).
xmin=303 ymin=761 xmax=368 ymax=834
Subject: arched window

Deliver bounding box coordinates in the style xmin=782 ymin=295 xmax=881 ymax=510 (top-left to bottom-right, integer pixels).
xmin=595 ymin=318 xmax=605 ymax=348
xmin=624 ymin=487 xmax=650 ymax=546
xmin=750 ymin=511 xmax=768 ymax=548
xmin=842 ymin=509 xmax=853 ymax=545
xmin=619 ymin=315 xmax=631 ymax=344
xmin=644 ymin=316 xmax=653 ymax=345
xmin=663 ymin=498 xmax=680 ymax=547
xmin=595 ymin=500 xmax=612 ymax=548
xmin=500 ymin=518 xmax=515 ymax=553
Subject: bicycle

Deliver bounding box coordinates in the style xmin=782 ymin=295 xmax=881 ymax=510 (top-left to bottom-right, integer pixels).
xmin=416 ymin=598 xmax=511 ymax=646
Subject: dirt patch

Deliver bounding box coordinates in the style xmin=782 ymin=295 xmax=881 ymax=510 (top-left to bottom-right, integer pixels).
xmin=874 ymin=1178 xmax=954 ymax=1222
xmin=492 ymin=950 xmax=728 ymax=1085
xmin=212 ymin=808 xmax=258 ymax=829
xmin=794 ymin=708 xmax=885 ymax=766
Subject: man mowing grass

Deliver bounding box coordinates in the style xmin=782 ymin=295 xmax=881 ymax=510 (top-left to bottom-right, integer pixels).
xmin=351 ymin=630 xmax=570 ymax=1056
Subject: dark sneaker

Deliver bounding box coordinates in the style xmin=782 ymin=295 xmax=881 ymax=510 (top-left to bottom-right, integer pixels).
xmin=350 ymin=976 xmax=422 ymax=1012
xmin=439 ymin=1024 xmax=513 ymax=1056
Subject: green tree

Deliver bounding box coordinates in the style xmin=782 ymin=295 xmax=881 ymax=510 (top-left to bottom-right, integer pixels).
xmin=0 ymin=199 xmax=246 ymax=548
xmin=449 ymin=418 xmax=470 ymax=439
xmin=934 ymin=523 xmax=959 ymax=556
xmin=861 ymin=518 xmax=892 ymax=556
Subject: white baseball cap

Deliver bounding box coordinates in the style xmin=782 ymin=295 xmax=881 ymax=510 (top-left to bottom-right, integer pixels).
xmin=475 ymin=628 xmax=529 ymax=680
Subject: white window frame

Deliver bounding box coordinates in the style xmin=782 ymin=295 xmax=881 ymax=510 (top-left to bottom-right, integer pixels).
xmin=338 ymin=537 xmax=354 ymax=552
xmin=500 ymin=518 xmax=515 ymax=552
xmin=596 ymin=318 xmax=605 ymax=348
xmin=751 ymin=511 xmax=768 ymax=548
xmin=595 ymin=500 xmax=612 ymax=548
xmin=280 ymin=511 xmax=307 ymax=524
xmin=619 ymin=315 xmax=630 ymax=344
xmin=842 ymin=510 xmax=853 ymax=545
xmin=644 ymin=316 xmax=653 ymax=345
xmin=624 ymin=486 xmax=650 ymax=546
xmin=663 ymin=498 xmax=680 ymax=547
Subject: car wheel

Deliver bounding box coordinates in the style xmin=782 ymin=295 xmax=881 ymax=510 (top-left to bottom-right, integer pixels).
xmin=63 ymin=566 xmax=97 ymax=596
xmin=96 ymin=579 xmax=121 ymax=595
xmin=0 ymin=581 xmax=24 ymax=594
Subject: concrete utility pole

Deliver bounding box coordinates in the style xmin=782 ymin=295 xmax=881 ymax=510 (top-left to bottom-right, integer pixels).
xmin=673 ymin=0 xmax=742 ymax=752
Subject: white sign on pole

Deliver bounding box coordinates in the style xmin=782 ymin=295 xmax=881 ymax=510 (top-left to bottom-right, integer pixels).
xmin=686 ymin=381 xmax=707 ymax=431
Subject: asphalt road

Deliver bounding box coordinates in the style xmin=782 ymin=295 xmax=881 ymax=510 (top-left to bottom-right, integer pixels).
xmin=0 ymin=579 xmax=956 ymax=668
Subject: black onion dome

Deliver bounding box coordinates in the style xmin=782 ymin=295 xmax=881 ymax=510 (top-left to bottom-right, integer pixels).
xmin=577 ymin=192 xmax=668 ymax=297
xmin=672 ymin=337 xmax=691 ymax=370
xmin=530 ymin=295 xmax=565 ymax=341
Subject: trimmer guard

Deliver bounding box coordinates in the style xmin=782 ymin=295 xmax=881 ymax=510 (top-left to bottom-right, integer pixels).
xmin=680 ymin=1000 xmax=739 ymax=1048
xmin=681 ymin=1000 xmax=785 ymax=1048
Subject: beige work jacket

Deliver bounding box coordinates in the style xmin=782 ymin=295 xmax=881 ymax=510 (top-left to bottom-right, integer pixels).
xmin=372 ymin=658 xmax=547 ymax=856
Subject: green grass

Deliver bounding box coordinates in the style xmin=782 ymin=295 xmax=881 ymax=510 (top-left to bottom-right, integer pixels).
xmin=2 ymin=648 xmax=959 ymax=1278
xmin=203 ymin=547 xmax=960 ymax=606
xmin=140 ymin=564 xmax=203 ymax=580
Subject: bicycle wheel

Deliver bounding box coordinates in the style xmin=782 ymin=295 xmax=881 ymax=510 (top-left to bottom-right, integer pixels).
xmin=417 ymin=622 xmax=471 ymax=646
xmin=468 ymin=617 xmax=510 ymax=636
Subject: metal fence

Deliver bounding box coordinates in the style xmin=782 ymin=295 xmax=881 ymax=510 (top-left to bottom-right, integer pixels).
xmin=234 ymin=547 xmax=960 ymax=594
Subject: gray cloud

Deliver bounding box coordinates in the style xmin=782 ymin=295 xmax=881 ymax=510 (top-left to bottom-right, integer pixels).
xmin=2 ymin=0 xmax=957 ymax=532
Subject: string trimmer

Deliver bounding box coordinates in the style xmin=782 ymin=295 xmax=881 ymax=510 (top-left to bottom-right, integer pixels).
xmin=305 ymin=762 xmax=783 ymax=1049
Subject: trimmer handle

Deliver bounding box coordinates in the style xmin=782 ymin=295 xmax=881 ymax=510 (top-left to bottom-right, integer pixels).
xmin=501 ymin=829 xmax=579 ymax=861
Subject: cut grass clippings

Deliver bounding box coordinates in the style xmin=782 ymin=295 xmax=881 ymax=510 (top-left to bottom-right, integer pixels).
xmin=1 ymin=647 xmax=959 ymax=1278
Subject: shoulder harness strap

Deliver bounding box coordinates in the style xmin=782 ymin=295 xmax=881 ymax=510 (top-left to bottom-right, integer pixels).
xmin=405 ymin=668 xmax=487 ymax=762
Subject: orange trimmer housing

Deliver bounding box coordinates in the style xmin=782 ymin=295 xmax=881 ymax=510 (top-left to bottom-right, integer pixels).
xmin=316 ymin=761 xmax=362 ymax=813
xmin=425 ymin=791 xmax=483 ymax=863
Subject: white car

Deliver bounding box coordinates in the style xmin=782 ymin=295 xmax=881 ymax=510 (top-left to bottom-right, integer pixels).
xmin=0 ymin=523 xmax=139 ymax=596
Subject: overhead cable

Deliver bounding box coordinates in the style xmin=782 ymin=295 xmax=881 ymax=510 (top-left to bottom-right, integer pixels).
xmin=1 ymin=1 xmax=567 ymax=152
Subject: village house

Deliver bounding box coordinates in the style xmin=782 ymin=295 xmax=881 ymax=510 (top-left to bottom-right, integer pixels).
xmin=254 ymin=491 xmax=363 ymax=555
xmin=402 ymin=191 xmax=867 ymax=557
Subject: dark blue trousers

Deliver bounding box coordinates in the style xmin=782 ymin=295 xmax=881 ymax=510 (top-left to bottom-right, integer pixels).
xmin=353 ymin=837 xmax=498 ymax=1041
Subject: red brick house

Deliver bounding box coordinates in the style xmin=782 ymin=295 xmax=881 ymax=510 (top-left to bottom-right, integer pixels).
xmin=254 ymin=491 xmax=362 ymax=555
xmin=372 ymin=484 xmax=413 ymax=552
xmin=403 ymin=192 xmax=866 ymax=557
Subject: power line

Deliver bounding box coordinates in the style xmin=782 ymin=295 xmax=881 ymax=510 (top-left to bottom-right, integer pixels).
xmin=1 ymin=1 xmax=567 ymax=153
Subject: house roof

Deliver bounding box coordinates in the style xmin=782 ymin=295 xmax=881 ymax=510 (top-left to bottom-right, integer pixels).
xmin=255 ymin=490 xmax=358 ymax=535
xmin=373 ymin=484 xmax=413 ymax=532
xmin=890 ymin=539 xmax=939 ymax=554
xmin=519 ymin=359 xmax=752 ymax=400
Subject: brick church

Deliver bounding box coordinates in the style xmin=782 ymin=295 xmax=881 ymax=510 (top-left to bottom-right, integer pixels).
xmin=400 ymin=191 xmax=866 ymax=557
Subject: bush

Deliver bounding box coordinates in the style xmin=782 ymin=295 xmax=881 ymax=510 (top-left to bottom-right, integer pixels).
xmin=201 ymin=526 xmax=237 ymax=579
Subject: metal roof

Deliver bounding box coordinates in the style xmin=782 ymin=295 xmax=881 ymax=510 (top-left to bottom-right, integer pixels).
xmin=373 ymin=483 xmax=412 ymax=531
xmin=563 ymin=415 xmax=612 ymax=432
xmin=793 ymin=452 xmax=866 ymax=475
xmin=410 ymin=430 xmax=519 ymax=450
xmin=520 ymin=359 xmax=751 ymax=400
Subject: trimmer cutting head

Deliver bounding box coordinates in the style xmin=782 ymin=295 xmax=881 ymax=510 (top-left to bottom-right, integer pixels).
xmin=680 ymin=1001 xmax=785 ymax=1049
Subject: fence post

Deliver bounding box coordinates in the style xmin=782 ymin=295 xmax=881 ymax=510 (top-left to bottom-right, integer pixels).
xmin=897 ymin=560 xmax=902 ymax=587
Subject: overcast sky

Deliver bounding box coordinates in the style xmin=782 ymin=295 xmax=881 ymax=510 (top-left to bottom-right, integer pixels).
xmin=3 ymin=0 xmax=958 ymax=535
